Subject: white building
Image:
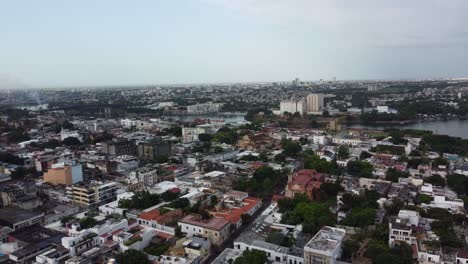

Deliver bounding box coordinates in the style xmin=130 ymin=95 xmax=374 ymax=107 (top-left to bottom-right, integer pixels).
xmin=280 ymin=99 xmax=306 ymax=115
xmin=312 ymin=135 xmax=328 ymax=145
xmin=113 ymin=156 xmax=139 ymax=174
xmin=376 ymin=105 xmax=398 ymax=114
xmin=128 ymin=165 xmax=159 ymax=186
xmin=187 ymin=102 xmax=222 ymax=114
xmin=388 ymin=210 xmax=419 ymax=247
xmin=304 ymin=226 xmax=346 ymax=264
xmin=61 ymin=129 xmax=83 ymax=142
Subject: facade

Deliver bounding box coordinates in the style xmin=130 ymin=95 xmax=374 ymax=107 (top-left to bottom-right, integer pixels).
xmin=303 ymin=226 xmax=346 ymax=264
xmin=67 ymin=182 xmax=119 ymax=208
xmin=182 ymin=126 xmax=212 ymax=143
xmin=137 ymin=139 xmax=172 ymax=161
xmin=178 ymin=214 xmax=231 ymax=245
xmin=285 ymin=169 xmax=325 ymax=200
xmin=101 ymin=139 xmax=137 ymax=156
xmin=280 ymin=100 xmax=306 ymax=115
xmin=0 ymin=207 xmax=44 ymax=230
xmin=306 ymin=93 xmax=324 ymax=113
xmin=128 ymin=165 xmax=159 ymax=186
xmin=43 ymin=162 xmax=83 ymax=186
xmin=237 ymin=133 xmax=276 ymax=151
xmin=388 ymin=210 xmax=419 ymax=247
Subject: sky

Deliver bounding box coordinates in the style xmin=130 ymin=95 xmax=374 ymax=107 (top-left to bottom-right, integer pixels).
xmin=1 ymin=0 xmax=468 ymax=88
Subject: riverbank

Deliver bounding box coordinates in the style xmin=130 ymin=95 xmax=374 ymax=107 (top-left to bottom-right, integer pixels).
xmin=345 ymin=119 xmax=468 ymax=139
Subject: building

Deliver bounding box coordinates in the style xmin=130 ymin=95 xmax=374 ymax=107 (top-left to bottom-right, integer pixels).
xmin=182 ymin=126 xmax=213 ymax=143
xmin=67 ymin=181 xmax=119 ymax=208
xmin=184 ymin=236 xmax=211 ymax=263
xmin=456 ymin=249 xmax=468 ymax=264
xmin=0 ymin=207 xmax=44 ymax=230
xmin=128 ymin=165 xmax=159 ymax=186
xmin=303 ymin=226 xmax=346 ymax=264
xmin=280 ymin=100 xmax=306 ymax=115
xmin=388 ymin=210 xmax=419 ymax=247
xmin=138 ymin=139 xmax=172 ymax=161
xmin=237 ymin=133 xmax=276 ymax=151
xmin=178 ymin=214 xmax=230 ymax=245
xmin=306 ymin=94 xmax=324 ymax=113
xmin=138 ymin=208 xmax=183 ymax=234
xmin=187 ymin=102 xmax=223 ymax=114
xmin=285 ymin=169 xmax=325 ymax=200
xmin=61 ymin=128 xmax=83 ymax=142
xmin=43 ymin=162 xmax=83 ymax=186
xmin=101 ymin=139 xmax=137 ymax=156
xmin=113 ymin=155 xmax=139 ymax=173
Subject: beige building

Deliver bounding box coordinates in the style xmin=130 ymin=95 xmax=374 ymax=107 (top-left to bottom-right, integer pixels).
xmin=43 ymin=163 xmax=83 ymax=186
xmin=306 ymin=93 xmax=324 ymax=113
xmin=66 ymin=182 xmax=119 ymax=208
xmin=178 ymin=214 xmax=230 ymax=245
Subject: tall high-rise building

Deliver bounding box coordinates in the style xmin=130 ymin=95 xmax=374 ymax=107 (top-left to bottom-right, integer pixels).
xmin=306 ymin=93 xmax=324 ymax=113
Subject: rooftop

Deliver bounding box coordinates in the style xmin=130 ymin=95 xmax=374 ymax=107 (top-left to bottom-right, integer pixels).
xmin=0 ymin=207 xmax=43 ymax=225
xmin=304 ymin=226 xmax=345 ymax=255
xmin=180 ymin=215 xmax=230 ymax=231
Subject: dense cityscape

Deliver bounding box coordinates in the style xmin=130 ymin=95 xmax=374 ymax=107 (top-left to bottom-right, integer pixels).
xmin=0 ymin=78 xmax=467 ymax=264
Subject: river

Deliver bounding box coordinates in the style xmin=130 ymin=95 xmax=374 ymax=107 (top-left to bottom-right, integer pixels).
xmin=346 ymin=119 xmax=468 ymax=139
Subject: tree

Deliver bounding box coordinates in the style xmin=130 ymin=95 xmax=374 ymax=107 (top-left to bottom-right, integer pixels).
xmin=365 ymin=240 xmax=388 ymax=262
xmin=266 ymin=231 xmax=293 ymax=247
xmin=425 ymin=174 xmax=445 ymax=187
xmin=274 ymin=153 xmax=287 ymax=163
xmin=337 ymin=145 xmax=350 ymax=160
xmin=281 ymin=139 xmax=302 ymax=157
xmin=161 ymin=190 xmax=179 ymax=201
xmin=447 ymin=174 xmax=468 ymax=195
xmin=198 ymin=133 xmax=212 ymax=142
xmin=342 ymin=240 xmax=360 ymax=261
xmin=347 ymin=161 xmax=374 ymax=178
xmin=360 ymin=151 xmax=372 ymax=160
xmin=115 ymin=249 xmax=150 ymax=264
xmin=341 ymin=208 xmax=376 ymax=227
xmin=79 ymin=217 xmax=97 ymax=229
xmin=62 ymin=137 xmax=82 ymax=146
xmin=233 ymin=249 xmax=267 ymax=264
xmin=418 ymin=194 xmax=432 ymax=204
xmin=385 ymin=168 xmax=409 ymax=182
xmin=7 ymin=128 xmax=30 ymax=143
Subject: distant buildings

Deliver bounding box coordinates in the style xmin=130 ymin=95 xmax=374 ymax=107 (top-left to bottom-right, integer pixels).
xmin=303 ymin=226 xmax=346 ymax=264
xmin=43 ymin=162 xmax=83 ymax=186
xmin=187 ymin=102 xmax=223 ymax=114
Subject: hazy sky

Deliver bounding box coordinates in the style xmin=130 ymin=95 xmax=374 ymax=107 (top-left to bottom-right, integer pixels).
xmin=1 ymin=0 xmax=468 ymax=88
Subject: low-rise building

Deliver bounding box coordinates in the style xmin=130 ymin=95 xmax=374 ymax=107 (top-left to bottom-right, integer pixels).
xmin=178 ymin=215 xmax=230 ymax=245
xmin=303 ymin=226 xmax=346 ymax=264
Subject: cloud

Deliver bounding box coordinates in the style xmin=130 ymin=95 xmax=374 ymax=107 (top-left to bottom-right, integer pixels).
xmin=202 ymin=0 xmax=468 ymax=47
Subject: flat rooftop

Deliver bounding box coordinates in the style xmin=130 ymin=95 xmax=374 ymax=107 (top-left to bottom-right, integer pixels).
xmin=0 ymin=207 xmax=43 ymax=225
xmin=304 ymin=226 xmax=345 ymax=255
